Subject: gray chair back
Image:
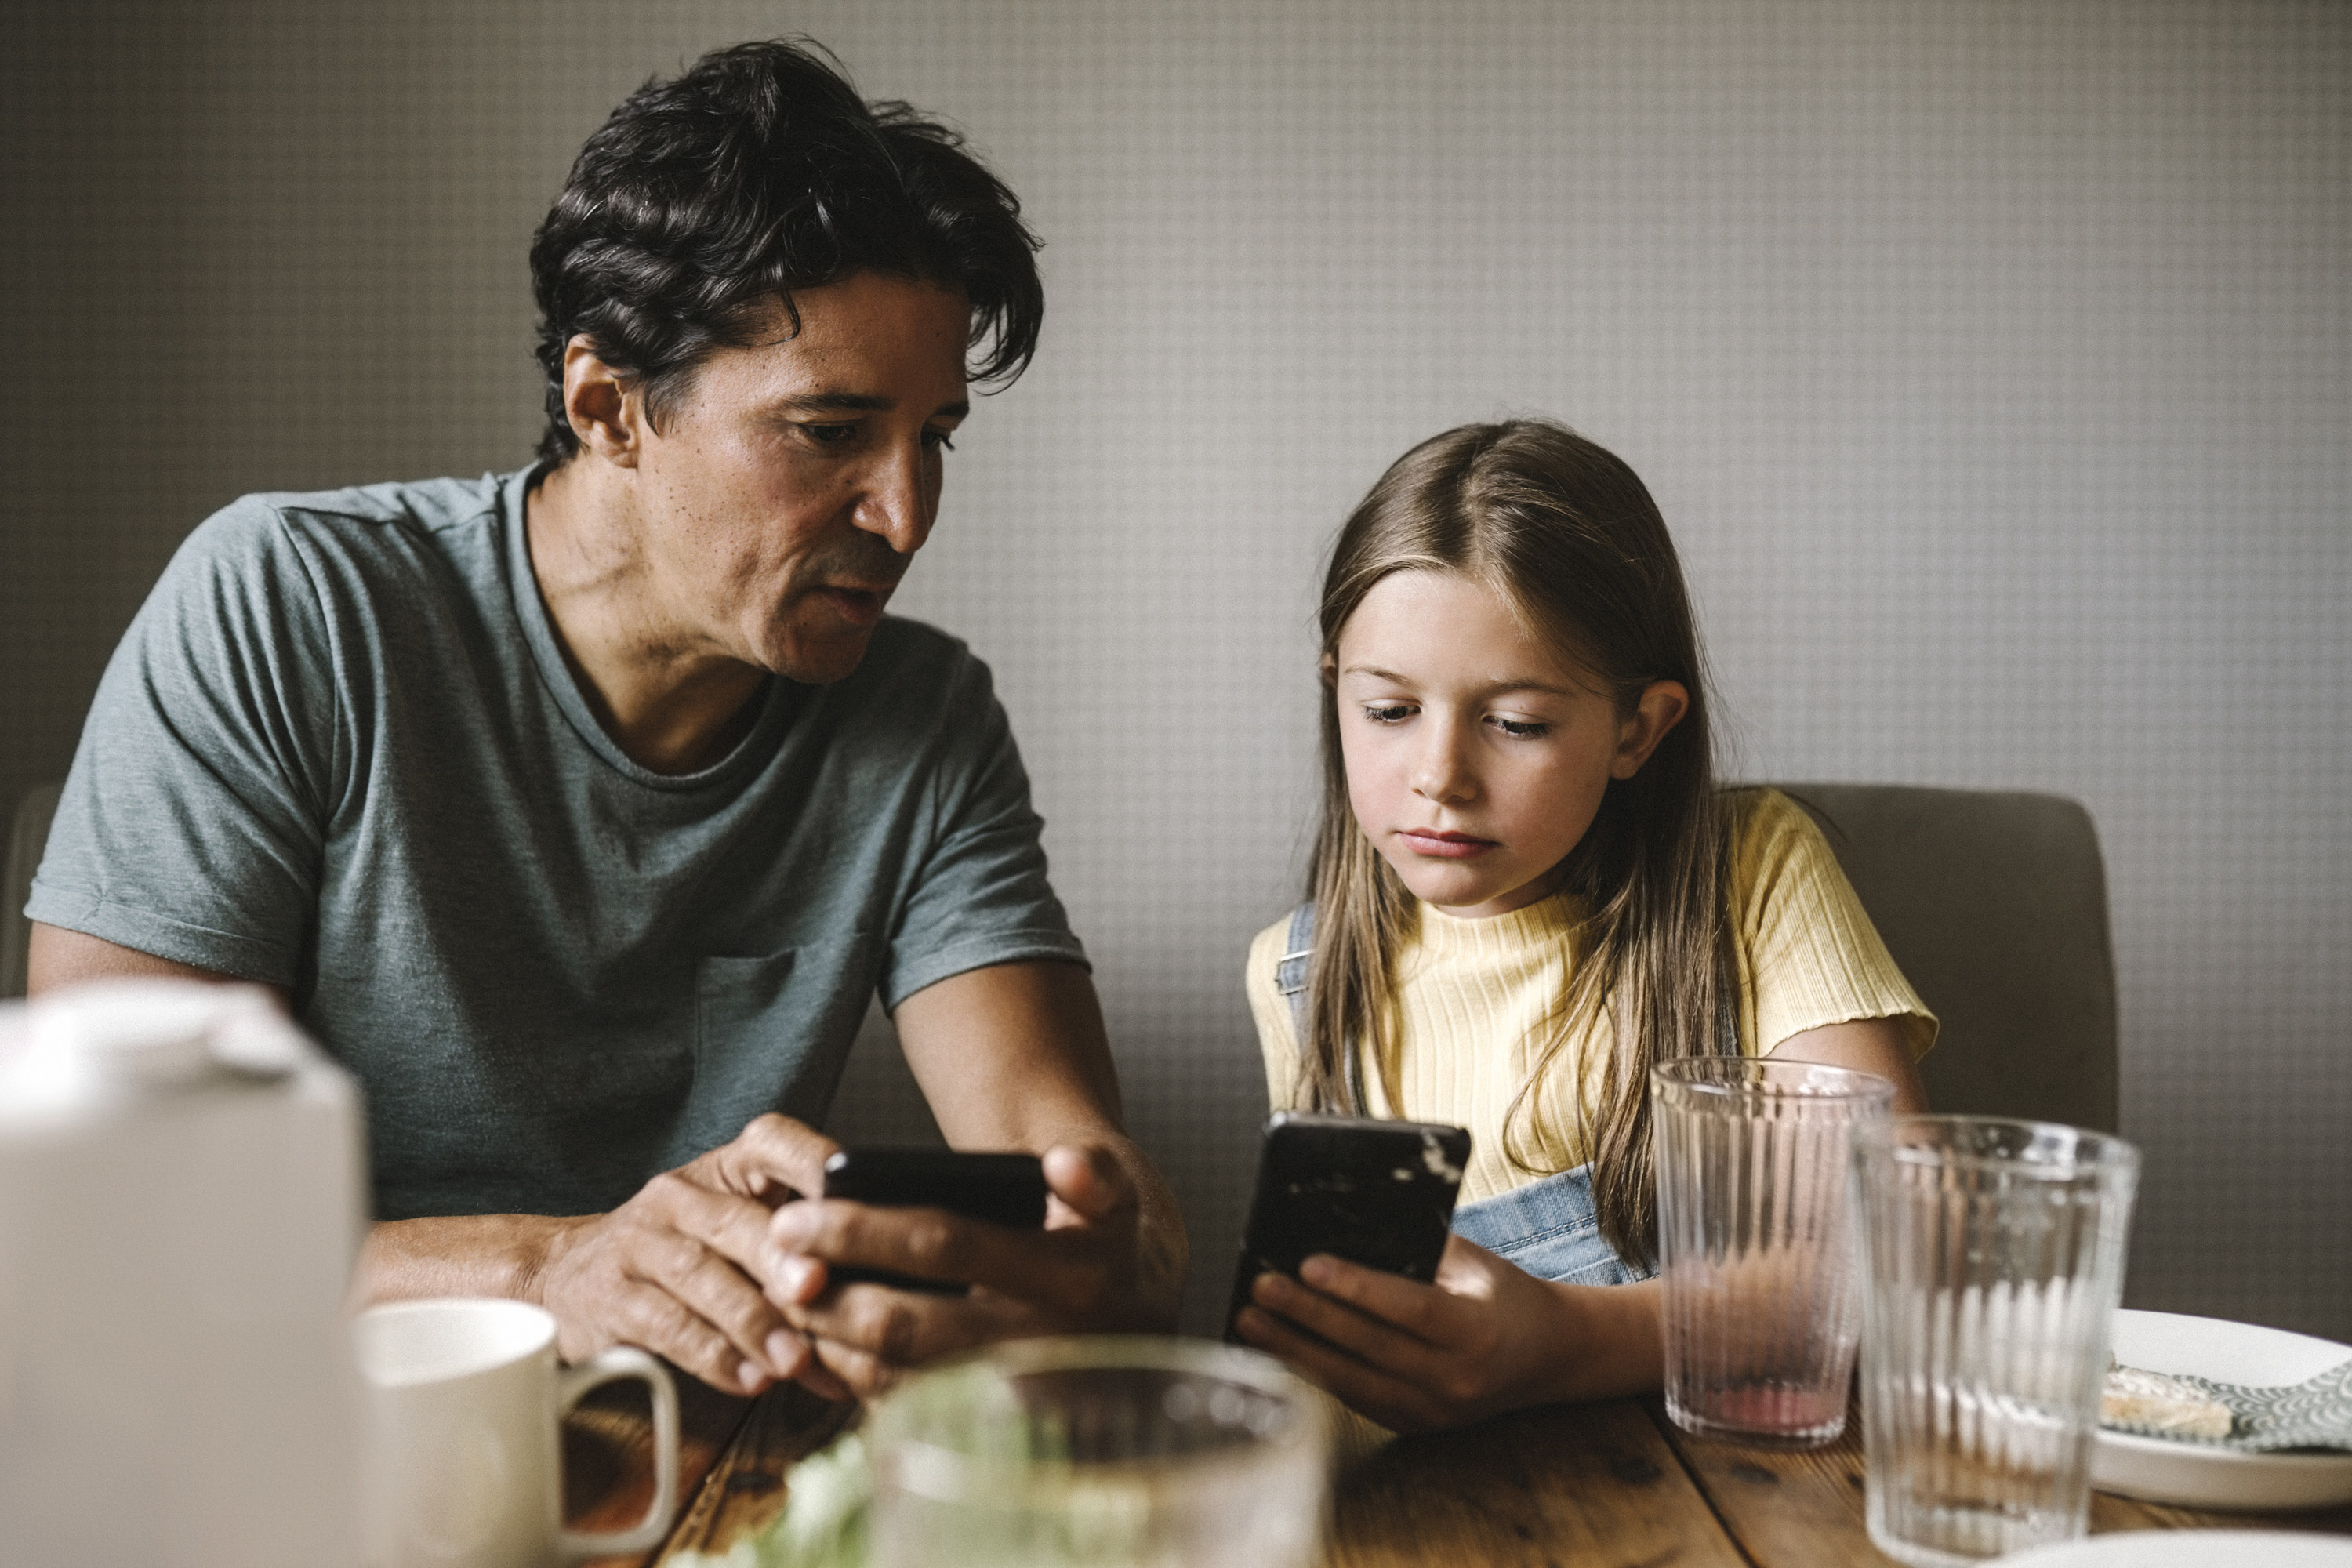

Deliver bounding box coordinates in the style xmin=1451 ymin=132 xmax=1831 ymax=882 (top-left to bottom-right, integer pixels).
xmin=3 ymin=782 xmax=64 ymax=999
xmin=1775 ymin=783 xmax=2118 ymax=1133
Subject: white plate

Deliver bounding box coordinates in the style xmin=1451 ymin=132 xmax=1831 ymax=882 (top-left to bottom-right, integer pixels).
xmin=2091 ymin=1308 xmax=2352 ymax=1512
xmin=1999 ymin=1530 xmax=2352 ymax=1565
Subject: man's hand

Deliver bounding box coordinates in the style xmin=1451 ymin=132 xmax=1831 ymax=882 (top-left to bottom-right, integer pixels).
xmin=1232 ymin=1235 xmax=1664 ymax=1432
xmin=745 ymin=960 xmax=1187 ymax=1401
xmin=364 ymin=1113 xmax=843 ymax=1396
xmin=757 ymin=1142 xmax=1171 ymax=1398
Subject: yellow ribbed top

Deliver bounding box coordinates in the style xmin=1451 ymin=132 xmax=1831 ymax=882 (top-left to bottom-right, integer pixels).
xmin=1244 ymin=788 xmax=1936 ymax=1205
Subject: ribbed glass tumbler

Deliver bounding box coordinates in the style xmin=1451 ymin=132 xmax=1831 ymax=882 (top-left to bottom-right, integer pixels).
xmin=866 ymin=1335 xmax=1330 ymax=1568
xmin=1653 ymin=1055 xmax=1897 ymax=1448
xmin=1849 ymin=1118 xmax=2140 ymax=1567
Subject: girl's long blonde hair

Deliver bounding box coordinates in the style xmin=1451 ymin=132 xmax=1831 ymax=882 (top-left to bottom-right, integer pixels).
xmin=1301 ymin=419 xmax=1731 ymax=1263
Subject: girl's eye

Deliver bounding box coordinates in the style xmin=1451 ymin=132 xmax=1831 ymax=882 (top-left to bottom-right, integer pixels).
xmin=921 ymin=428 xmax=957 ymax=452
xmin=1362 ymin=704 xmax=1415 ymax=725
xmin=1490 ymin=717 xmax=1550 ymax=739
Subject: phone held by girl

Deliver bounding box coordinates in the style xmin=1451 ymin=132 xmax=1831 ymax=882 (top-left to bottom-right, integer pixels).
xmin=1232 ymin=419 xmax=1935 ymax=1433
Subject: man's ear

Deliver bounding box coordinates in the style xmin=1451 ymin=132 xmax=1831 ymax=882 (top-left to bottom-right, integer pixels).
xmin=561 ymin=336 xmax=643 ymax=467
xmin=1610 ymin=679 xmax=1690 ymax=779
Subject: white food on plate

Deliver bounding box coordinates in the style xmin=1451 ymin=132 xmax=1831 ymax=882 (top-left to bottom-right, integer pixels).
xmin=2102 ymin=1364 xmax=2234 ymax=1440
xmin=2092 ymin=1310 xmax=2352 ymax=1512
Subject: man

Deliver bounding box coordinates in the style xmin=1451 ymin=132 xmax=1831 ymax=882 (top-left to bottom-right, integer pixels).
xmin=27 ymin=39 xmax=1185 ymax=1399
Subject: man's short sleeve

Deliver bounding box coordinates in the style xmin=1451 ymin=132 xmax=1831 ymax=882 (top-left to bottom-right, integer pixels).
xmin=877 ymin=653 xmax=1087 ymax=1011
xmin=27 ymin=500 xmax=337 ymax=984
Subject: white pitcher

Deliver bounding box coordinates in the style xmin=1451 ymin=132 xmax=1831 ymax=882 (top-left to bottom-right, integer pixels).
xmin=0 ymin=980 xmax=368 ymax=1565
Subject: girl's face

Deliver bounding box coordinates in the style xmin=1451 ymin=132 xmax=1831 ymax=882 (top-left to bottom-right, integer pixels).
xmin=1335 ymin=569 xmax=1686 ymax=919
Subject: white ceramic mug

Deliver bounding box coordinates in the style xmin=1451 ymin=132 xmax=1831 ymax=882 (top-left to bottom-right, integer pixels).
xmin=354 ymin=1298 xmax=681 ymax=1568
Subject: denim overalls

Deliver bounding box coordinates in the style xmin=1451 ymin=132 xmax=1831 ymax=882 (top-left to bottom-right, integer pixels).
xmin=1274 ymin=902 xmax=1667 ymax=1288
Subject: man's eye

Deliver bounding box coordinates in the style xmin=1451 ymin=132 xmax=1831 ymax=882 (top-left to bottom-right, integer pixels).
xmin=1363 ymin=705 xmax=1415 ymax=725
xmin=1491 ymin=717 xmax=1550 ymax=739
xmin=922 ymin=428 xmax=958 ymax=452
xmin=800 ymin=423 xmax=859 ymax=447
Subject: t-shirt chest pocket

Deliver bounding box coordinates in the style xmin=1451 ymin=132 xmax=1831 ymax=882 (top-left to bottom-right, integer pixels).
xmin=673 ymin=931 xmax=879 ymax=1168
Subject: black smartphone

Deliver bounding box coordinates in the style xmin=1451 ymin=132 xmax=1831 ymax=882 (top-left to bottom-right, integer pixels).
xmin=1224 ymin=1112 xmax=1472 ymax=1341
xmin=818 ymin=1147 xmax=1048 ymax=1294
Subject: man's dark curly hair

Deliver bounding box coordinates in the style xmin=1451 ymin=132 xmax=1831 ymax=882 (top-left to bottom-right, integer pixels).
xmin=528 ymin=39 xmax=1044 ymax=466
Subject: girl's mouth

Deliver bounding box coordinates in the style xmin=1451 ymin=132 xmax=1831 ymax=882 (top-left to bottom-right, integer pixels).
xmin=1397 ymin=829 xmax=1497 ymax=859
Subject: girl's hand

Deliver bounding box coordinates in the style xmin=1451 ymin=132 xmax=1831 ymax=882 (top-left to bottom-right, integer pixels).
xmin=1234 ymin=1233 xmax=1608 ymax=1432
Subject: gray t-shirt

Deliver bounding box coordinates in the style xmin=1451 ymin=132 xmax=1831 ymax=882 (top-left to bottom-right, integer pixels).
xmin=29 ymin=468 xmax=1086 ymax=1219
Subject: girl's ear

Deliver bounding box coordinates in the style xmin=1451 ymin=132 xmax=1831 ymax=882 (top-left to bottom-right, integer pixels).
xmin=1610 ymin=679 xmax=1690 ymax=779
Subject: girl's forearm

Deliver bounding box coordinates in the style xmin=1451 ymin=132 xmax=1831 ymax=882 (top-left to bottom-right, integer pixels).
xmin=1539 ymin=1277 xmax=1666 ymax=1404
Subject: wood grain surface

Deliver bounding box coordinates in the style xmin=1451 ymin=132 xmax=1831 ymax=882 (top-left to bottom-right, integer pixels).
xmin=564 ymin=1374 xmax=755 ymax=1568
xmin=1649 ymin=1395 xmax=2352 ymax=1565
xmin=2089 ymin=1490 xmax=2352 ymax=1540
xmin=556 ymin=1370 xmax=2352 ymax=1566
xmin=1647 ymin=1394 xmax=1889 ymax=1564
xmin=1323 ymin=1398 xmax=1748 ymax=1567
xmin=657 ymin=1384 xmax=861 ymax=1560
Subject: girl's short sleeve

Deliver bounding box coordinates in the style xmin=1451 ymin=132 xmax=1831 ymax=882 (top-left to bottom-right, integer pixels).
xmin=1730 ymin=789 xmax=1939 ymax=1062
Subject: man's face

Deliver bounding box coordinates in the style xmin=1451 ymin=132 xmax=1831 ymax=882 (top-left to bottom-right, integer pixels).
xmin=628 ymin=271 xmax=970 ymax=684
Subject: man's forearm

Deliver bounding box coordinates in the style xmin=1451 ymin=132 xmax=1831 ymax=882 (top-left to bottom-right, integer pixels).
xmin=358 ymin=1214 xmax=590 ymax=1308
xmin=891 ymin=964 xmax=1190 ymax=1330
xmin=1097 ymin=1131 xmax=1190 ymax=1327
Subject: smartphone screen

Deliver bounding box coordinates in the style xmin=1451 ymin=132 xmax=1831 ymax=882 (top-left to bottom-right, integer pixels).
xmin=1224 ymin=1112 xmax=1472 ymax=1340
xmin=818 ymin=1147 xmax=1047 ymax=1294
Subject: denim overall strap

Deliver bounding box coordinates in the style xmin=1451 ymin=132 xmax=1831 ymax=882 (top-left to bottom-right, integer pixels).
xmin=1460 ymin=958 xmax=1727 ymax=1286
xmin=1450 ymin=1164 xmax=1654 ymax=1286
xmin=1276 ymin=902 xmax=1363 ymax=1107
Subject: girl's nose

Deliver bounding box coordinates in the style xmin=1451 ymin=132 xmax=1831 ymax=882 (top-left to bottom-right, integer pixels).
xmin=1411 ymin=723 xmax=1476 ymax=805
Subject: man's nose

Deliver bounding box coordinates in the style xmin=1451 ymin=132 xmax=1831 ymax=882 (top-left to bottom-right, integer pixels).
xmin=851 ymin=441 xmax=935 ymax=555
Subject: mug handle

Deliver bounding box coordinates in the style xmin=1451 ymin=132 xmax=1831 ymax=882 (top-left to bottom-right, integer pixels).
xmin=554 ymin=1345 xmax=681 ymax=1559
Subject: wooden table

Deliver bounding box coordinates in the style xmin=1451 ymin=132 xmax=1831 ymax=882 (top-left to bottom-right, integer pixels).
xmin=565 ymin=1374 xmax=2352 ymax=1565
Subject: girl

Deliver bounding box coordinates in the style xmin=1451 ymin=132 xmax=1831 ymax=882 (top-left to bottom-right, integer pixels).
xmin=1233 ymin=419 xmax=1935 ymax=1432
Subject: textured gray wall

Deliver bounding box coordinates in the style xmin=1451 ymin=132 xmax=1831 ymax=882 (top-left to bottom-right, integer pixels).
xmin=5 ymin=1 xmax=2345 ymax=1339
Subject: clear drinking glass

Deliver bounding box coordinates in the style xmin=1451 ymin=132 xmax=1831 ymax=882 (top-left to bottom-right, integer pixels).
xmin=1850 ymin=1117 xmax=2140 ymax=1567
xmin=1653 ymin=1055 xmax=1896 ymax=1446
xmin=865 ymin=1334 xmax=1330 ymax=1568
